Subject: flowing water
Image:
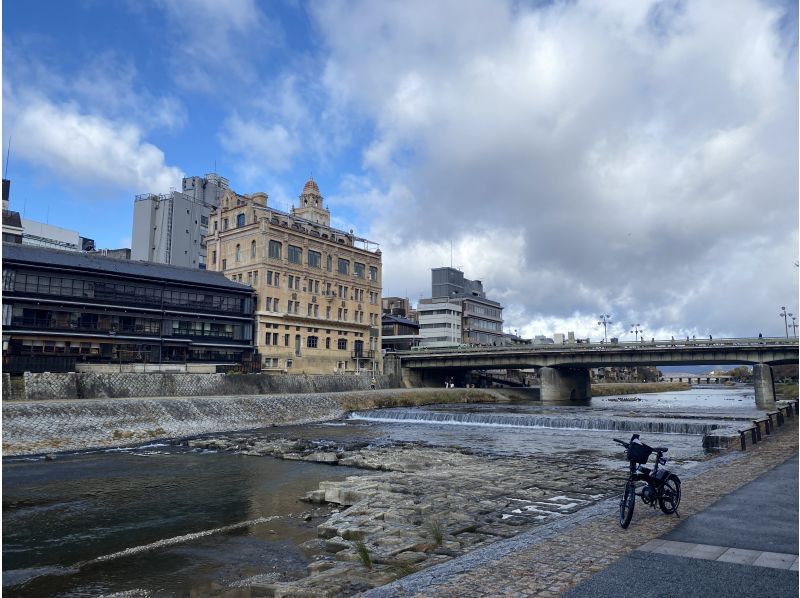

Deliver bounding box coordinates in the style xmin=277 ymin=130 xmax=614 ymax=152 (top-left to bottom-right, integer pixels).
xmin=2 ymin=385 xmax=762 ymax=596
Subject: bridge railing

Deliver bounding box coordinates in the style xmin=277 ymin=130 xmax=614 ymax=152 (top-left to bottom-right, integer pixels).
xmin=398 ymin=337 xmax=798 ymax=356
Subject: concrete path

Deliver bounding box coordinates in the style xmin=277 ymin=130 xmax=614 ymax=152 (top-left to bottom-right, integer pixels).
xmin=565 ymin=454 xmax=798 ymax=598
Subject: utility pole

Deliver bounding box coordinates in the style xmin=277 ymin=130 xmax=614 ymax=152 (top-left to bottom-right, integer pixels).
xmin=597 ymin=314 xmax=612 ymax=343
xmin=629 ymin=323 xmax=642 ymax=342
xmin=790 ymin=316 xmax=798 ymax=338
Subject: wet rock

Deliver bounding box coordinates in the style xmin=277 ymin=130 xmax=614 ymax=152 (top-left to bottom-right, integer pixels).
xmin=304 ymin=451 xmax=339 ymax=465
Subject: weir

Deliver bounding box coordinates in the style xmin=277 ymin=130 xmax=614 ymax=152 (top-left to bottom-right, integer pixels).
xmin=348 ymin=408 xmax=727 ymax=435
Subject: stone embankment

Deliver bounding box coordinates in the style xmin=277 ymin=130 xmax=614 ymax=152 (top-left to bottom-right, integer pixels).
xmin=181 ymin=435 xmax=622 ymax=597
xmin=1 ymin=388 xmax=499 ymax=456
xmin=1 ymin=371 xmax=398 ymax=402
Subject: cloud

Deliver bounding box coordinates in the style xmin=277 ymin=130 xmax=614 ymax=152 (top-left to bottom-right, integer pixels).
xmin=2 ymin=42 xmax=186 ymax=195
xmin=156 ymin=0 xmax=279 ymax=91
xmin=312 ymin=0 xmax=798 ymax=338
xmin=6 ymin=92 xmax=183 ymax=193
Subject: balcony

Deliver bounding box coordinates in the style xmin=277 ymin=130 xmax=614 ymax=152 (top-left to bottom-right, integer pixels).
xmin=351 ymin=349 xmax=376 ymax=360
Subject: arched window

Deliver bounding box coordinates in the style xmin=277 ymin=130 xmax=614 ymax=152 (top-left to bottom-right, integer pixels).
xmin=325 ymin=337 xmax=331 ymax=349
xmin=235 ymin=244 xmax=241 ymax=262
xmin=250 ymin=240 xmax=256 ymax=258
xmin=326 ymin=255 xmax=333 ymax=271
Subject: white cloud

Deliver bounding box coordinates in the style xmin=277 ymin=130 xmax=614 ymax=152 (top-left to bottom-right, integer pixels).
xmin=312 ymin=0 xmax=798 ymax=338
xmin=7 ymin=93 xmax=183 ymax=193
xmin=156 ymin=0 xmax=277 ymax=91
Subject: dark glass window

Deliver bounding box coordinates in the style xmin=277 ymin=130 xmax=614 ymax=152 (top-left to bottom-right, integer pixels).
xmin=308 ymin=250 xmax=321 ymax=268
xmin=288 ymin=245 xmax=302 ymax=264
xmin=269 ymin=240 xmax=282 ymax=259
xmin=338 ymin=258 xmax=349 ymax=275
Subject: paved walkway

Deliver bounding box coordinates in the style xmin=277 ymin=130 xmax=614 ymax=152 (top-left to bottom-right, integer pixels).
xmin=566 ymin=454 xmax=798 ymax=597
xmin=363 ymin=419 xmax=798 ymax=597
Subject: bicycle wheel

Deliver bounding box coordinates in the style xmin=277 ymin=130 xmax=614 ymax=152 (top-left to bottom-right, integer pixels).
xmin=659 ymin=476 xmax=681 ymax=514
xmin=619 ymin=481 xmax=636 ymax=528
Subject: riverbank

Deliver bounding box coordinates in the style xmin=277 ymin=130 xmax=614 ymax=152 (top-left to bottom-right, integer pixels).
xmin=591 ymin=381 xmax=691 ymax=396
xmin=1 ymin=388 xmax=500 ymax=456
xmin=776 ymin=383 xmax=799 ymax=400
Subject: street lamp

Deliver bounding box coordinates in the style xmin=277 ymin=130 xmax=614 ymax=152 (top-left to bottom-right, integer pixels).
xmin=629 ymin=323 xmax=642 ymax=342
xmin=791 ymin=316 xmax=798 ymax=338
xmin=597 ymin=314 xmax=612 ymax=343
xmin=780 ymin=307 xmax=789 ymax=338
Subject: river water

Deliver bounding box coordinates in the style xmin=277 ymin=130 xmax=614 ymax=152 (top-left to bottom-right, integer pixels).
xmin=2 ymin=385 xmax=761 ymax=596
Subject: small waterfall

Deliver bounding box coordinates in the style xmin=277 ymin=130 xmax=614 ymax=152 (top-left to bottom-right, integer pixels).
xmin=348 ymin=408 xmax=721 ymax=435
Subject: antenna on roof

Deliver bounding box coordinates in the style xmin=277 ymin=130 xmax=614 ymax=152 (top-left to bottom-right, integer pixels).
xmin=450 ymin=240 xmax=453 ymax=268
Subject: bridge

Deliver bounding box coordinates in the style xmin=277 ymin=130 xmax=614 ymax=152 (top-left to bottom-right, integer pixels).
xmin=385 ymin=337 xmax=798 ymax=406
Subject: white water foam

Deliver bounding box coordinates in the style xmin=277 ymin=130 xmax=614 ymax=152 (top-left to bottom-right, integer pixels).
xmin=81 ymin=515 xmax=281 ymax=567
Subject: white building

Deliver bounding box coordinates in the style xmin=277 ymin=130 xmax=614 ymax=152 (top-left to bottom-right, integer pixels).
xmin=417 ymin=299 xmax=462 ymax=347
xmin=131 ymin=173 xmax=228 ymax=269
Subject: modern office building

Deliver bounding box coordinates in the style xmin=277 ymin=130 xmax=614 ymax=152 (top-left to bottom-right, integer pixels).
xmin=417 ymin=298 xmax=462 ymax=347
xmin=426 ymin=266 xmax=505 ymax=346
xmin=2 ymin=243 xmax=255 ymax=373
xmin=131 ymin=173 xmax=228 ymax=269
xmin=205 ymin=177 xmax=383 ymax=374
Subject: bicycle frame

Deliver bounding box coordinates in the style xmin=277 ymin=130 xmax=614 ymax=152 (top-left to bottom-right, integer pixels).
xmin=614 ymin=435 xmax=681 ymax=528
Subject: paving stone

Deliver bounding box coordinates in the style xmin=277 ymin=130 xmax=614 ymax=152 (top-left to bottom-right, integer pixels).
xmin=751 ymin=551 xmax=796 ymax=569
xmin=716 ymin=547 xmax=762 ymax=565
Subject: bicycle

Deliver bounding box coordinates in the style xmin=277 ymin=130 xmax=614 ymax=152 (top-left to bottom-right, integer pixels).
xmin=612 ymin=434 xmax=681 ymax=529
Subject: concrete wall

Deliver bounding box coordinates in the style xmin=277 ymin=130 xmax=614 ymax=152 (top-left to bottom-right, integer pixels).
xmin=7 ymin=372 xmax=398 ymax=402
xmin=2 ymin=388 xmax=497 ymax=456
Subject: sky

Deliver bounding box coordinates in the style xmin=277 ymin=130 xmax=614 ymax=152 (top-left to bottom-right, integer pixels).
xmin=3 ymin=0 xmax=798 ymax=341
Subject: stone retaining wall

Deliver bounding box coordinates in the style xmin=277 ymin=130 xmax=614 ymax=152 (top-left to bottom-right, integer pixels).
xmin=1 ymin=388 xmax=497 ymax=456
xmin=6 ymin=371 xmax=398 ymax=401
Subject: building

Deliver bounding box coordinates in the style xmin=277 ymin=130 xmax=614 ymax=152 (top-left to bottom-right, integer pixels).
xmin=21 ymin=218 xmax=96 ymax=251
xmin=131 ymin=173 xmax=228 ymax=269
xmin=204 ymin=177 xmax=382 ymax=374
xmin=2 ymin=243 xmax=255 ymax=373
xmin=381 ymin=313 xmax=421 ymax=352
xmin=2 ymin=178 xmax=97 ymax=251
xmin=423 ymin=266 xmax=504 ymax=346
xmin=2 ymin=179 xmax=23 ymax=244
xmin=417 ymin=298 xmax=462 ymax=347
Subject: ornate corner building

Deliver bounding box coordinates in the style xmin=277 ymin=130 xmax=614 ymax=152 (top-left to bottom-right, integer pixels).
xmin=205 ymin=178 xmax=382 ymax=374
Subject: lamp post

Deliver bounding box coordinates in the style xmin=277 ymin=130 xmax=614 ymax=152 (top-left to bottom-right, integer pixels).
xmin=629 ymin=323 xmax=642 ymax=342
xmin=780 ymin=307 xmax=789 ymax=338
xmin=597 ymin=314 xmax=612 ymax=343
xmin=791 ymin=316 xmax=798 ymax=338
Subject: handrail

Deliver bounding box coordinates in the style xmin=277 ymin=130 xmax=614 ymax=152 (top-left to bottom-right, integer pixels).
xmin=398 ymin=337 xmax=799 ymax=355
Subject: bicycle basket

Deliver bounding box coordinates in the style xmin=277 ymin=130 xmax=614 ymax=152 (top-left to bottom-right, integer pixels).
xmin=627 ymin=442 xmax=653 ymax=464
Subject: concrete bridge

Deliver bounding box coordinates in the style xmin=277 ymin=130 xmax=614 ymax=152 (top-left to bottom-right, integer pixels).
xmin=386 ymin=337 xmax=798 ymax=406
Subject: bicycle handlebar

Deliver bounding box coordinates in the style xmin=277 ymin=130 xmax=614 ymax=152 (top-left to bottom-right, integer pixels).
xmin=612 ymin=438 xmax=628 ymax=447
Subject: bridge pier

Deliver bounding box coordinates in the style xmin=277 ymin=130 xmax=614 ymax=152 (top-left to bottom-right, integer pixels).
xmin=539 ymin=366 xmax=591 ymax=404
xmin=753 ymin=363 xmax=776 ymax=408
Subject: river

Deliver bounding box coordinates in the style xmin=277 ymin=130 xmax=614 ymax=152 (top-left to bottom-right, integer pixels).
xmin=2 ymin=385 xmax=761 ymax=596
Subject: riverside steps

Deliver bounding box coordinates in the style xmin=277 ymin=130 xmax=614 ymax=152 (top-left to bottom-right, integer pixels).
xmin=360 ymin=417 xmax=798 ymax=598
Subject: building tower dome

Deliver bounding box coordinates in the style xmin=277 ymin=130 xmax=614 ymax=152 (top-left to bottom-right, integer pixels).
xmin=302 ymin=178 xmax=321 ymax=197
xmin=295 ymin=175 xmax=330 ymax=226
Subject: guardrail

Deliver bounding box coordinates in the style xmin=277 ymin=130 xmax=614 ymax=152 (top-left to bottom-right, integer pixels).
xmin=398 ymin=337 xmax=799 ymax=355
